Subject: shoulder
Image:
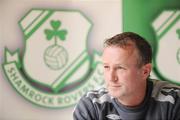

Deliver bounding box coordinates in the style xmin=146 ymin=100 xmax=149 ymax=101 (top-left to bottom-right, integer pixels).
xmin=81 ymin=87 xmax=112 ymax=104
xmin=150 ymin=79 xmax=180 ymax=104
xmin=73 ymin=88 xmax=112 ymax=120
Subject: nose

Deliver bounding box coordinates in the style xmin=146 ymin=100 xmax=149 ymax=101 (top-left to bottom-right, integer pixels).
xmin=108 ymin=69 xmax=118 ymax=82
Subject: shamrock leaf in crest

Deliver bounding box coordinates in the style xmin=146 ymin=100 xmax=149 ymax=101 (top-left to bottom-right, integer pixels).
xmin=44 ymin=20 xmax=68 ymax=44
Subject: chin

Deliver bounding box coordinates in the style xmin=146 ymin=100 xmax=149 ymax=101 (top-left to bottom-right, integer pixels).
xmin=108 ymin=90 xmax=122 ymax=98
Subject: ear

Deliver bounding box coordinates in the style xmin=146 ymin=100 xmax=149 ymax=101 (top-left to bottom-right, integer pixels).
xmin=142 ymin=63 xmax=152 ymax=79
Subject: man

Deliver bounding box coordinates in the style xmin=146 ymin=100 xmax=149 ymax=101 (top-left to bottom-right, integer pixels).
xmin=73 ymin=32 xmax=180 ymax=120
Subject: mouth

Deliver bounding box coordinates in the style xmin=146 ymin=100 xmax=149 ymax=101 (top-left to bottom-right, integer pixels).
xmin=108 ymin=85 xmax=122 ymax=88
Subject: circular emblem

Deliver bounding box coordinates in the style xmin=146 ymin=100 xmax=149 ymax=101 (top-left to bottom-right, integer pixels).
xmin=44 ymin=44 xmax=68 ymax=70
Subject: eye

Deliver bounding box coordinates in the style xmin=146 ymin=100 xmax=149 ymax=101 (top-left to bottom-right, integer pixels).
xmin=117 ymin=66 xmax=123 ymax=69
xmin=116 ymin=66 xmax=126 ymax=70
xmin=103 ymin=65 xmax=110 ymax=70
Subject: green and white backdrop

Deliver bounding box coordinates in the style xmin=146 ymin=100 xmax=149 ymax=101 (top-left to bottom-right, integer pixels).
xmin=0 ymin=0 xmax=179 ymax=120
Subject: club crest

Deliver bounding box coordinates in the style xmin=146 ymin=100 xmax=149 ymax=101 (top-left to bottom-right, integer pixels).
xmin=2 ymin=9 xmax=104 ymax=108
xmin=152 ymin=10 xmax=180 ymax=84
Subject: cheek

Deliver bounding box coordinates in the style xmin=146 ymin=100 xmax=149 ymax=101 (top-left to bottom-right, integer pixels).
xmin=103 ymin=72 xmax=108 ymax=81
xmin=104 ymin=76 xmax=110 ymax=86
xmin=116 ymin=71 xmax=131 ymax=80
xmin=104 ymin=70 xmax=114 ymax=81
xmin=125 ymin=72 xmax=143 ymax=88
xmin=117 ymin=71 xmax=139 ymax=84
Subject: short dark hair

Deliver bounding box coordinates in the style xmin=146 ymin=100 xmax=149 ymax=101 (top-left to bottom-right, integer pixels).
xmin=104 ymin=32 xmax=152 ymax=67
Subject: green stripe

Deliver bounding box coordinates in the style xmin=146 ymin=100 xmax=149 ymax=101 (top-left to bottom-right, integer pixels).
xmin=54 ymin=55 xmax=89 ymax=93
xmin=23 ymin=11 xmax=45 ymax=33
xmin=157 ymin=14 xmax=179 ymax=40
xmin=156 ymin=11 xmax=177 ymax=33
xmin=52 ymin=51 xmax=89 ymax=92
xmin=53 ymin=50 xmax=87 ymax=85
xmin=25 ymin=10 xmax=53 ymax=40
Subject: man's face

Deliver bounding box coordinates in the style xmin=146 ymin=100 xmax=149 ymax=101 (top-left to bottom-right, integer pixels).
xmin=102 ymin=45 xmax=150 ymax=100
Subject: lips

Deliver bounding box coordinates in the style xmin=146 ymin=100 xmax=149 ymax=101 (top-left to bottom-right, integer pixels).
xmin=108 ymin=85 xmax=121 ymax=87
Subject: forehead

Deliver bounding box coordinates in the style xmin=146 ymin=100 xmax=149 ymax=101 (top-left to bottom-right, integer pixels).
xmin=103 ymin=44 xmax=137 ymax=56
xmin=102 ymin=45 xmax=139 ymax=65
